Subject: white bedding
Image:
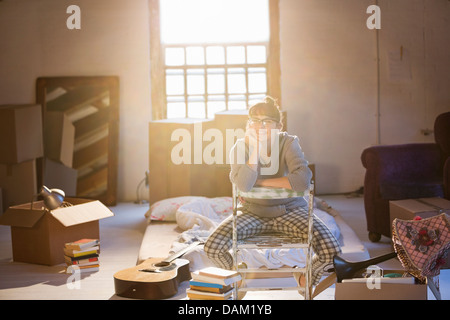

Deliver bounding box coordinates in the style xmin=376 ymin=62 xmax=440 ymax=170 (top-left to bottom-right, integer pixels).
xmin=168 ymin=196 xmax=343 ymax=272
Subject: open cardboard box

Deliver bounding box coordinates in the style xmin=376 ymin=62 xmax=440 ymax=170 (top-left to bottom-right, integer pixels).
xmin=0 ymin=197 xmax=114 ymax=265
xmin=335 ymin=269 xmax=427 ymax=300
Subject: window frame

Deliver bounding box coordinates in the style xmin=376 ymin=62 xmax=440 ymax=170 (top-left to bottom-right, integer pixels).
xmin=149 ymin=0 xmax=281 ymax=120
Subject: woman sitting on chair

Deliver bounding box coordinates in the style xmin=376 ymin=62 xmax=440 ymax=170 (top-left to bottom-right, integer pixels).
xmin=204 ymin=96 xmax=341 ymax=287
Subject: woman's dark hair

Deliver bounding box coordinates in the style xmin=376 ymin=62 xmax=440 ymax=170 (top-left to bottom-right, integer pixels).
xmin=248 ymin=96 xmax=282 ymax=123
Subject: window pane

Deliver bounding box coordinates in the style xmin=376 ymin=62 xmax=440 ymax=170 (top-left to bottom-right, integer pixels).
xmin=248 ymin=70 xmax=267 ymax=93
xmin=227 ymin=46 xmax=245 ymax=64
xmin=247 ymin=45 xmax=266 ymax=64
xmin=167 ymin=102 xmax=186 ymax=118
xmin=186 ymin=46 xmax=205 ymax=65
xmin=165 ymin=47 xmax=185 ymax=66
xmin=187 ymin=69 xmax=205 ymax=95
xmin=227 ymin=68 xmax=246 ymax=94
xmin=206 ymin=46 xmax=225 ymax=65
xmin=188 ymin=102 xmax=206 ymax=118
xmin=228 ymin=96 xmax=247 ymax=110
xmin=207 ymin=69 xmax=225 ymax=94
xmin=166 ymin=70 xmax=184 ymax=95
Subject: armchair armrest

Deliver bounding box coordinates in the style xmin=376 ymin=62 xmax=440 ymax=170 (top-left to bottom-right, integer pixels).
xmin=361 ymin=143 xmax=442 ymax=182
xmin=444 ymin=157 xmax=450 ymax=199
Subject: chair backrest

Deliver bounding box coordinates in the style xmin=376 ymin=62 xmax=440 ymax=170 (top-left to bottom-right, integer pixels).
xmin=235 ymin=186 xmax=311 ymax=200
xmin=233 ymin=183 xmax=314 ymax=206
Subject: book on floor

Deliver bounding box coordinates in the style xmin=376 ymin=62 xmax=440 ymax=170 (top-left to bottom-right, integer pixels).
xmin=189 ymin=280 xmax=233 ymax=293
xmin=198 ymin=267 xmax=240 ymax=279
xmin=189 ymin=280 xmax=232 ymax=289
xmin=63 ymin=246 xmax=99 ymax=258
xmin=63 ymin=239 xmax=100 ymax=273
xmin=66 ymin=264 xmax=100 ymax=274
xmin=191 ymin=268 xmax=241 ymax=286
xmin=65 ymin=254 xmax=99 ymax=266
xmin=65 ymin=239 xmax=100 ymax=251
xmin=189 ymin=285 xmax=232 ymax=294
xmin=186 ymin=288 xmax=233 ymax=300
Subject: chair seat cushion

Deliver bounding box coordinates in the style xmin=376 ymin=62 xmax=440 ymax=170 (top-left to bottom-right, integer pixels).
xmin=380 ymin=179 xmax=444 ymax=200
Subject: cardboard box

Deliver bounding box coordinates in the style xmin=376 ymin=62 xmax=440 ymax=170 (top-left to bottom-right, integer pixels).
xmin=390 ymin=197 xmax=450 ymax=268
xmin=148 ymin=118 xmax=217 ymax=204
xmin=0 ymin=198 xmax=114 ymax=265
xmin=36 ymin=158 xmax=77 ymax=197
xmin=390 ymin=198 xmax=450 ymax=224
xmin=335 ymin=269 xmax=427 ymax=300
xmin=44 ymin=112 xmax=75 ymax=168
xmin=0 ymin=104 xmax=44 ymax=164
xmin=148 ymin=112 xmax=290 ymax=203
xmin=0 ymin=159 xmax=37 ymax=212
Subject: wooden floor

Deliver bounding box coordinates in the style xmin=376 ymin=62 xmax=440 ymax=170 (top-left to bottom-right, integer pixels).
xmin=0 ymin=196 xmax=448 ymax=300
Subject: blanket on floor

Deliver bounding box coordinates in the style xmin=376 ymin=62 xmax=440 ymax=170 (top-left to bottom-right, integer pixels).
xmin=165 ymin=196 xmax=341 ymax=272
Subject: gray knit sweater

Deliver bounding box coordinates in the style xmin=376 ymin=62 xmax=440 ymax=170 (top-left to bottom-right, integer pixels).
xmin=229 ymin=131 xmax=313 ymax=218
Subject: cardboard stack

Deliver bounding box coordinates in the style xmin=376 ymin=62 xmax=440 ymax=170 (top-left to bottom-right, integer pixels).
xmin=0 ymin=104 xmax=115 ymax=266
xmin=0 ymin=104 xmax=77 ymax=214
xmin=64 ymin=239 xmax=100 ymax=273
xmin=0 ymin=104 xmax=43 ymax=214
xmin=187 ymin=267 xmax=241 ymax=300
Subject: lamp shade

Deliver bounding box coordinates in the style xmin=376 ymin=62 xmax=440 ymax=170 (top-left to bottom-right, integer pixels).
xmin=38 ymin=186 xmax=65 ymax=210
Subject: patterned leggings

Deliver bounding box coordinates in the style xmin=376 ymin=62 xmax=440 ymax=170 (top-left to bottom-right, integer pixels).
xmin=204 ymin=206 xmax=341 ymax=286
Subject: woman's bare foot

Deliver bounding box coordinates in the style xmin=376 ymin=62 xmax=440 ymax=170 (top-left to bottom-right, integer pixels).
xmin=294 ymin=272 xmax=306 ymax=288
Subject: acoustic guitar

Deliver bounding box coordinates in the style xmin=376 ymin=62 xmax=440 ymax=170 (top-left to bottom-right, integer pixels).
xmin=114 ymin=241 xmax=202 ymax=299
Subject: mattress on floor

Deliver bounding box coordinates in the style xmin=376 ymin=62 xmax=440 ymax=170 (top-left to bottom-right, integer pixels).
xmin=137 ymin=197 xmax=370 ymax=271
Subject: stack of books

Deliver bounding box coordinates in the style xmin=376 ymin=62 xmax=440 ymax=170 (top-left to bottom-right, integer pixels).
xmin=64 ymin=239 xmax=100 ymax=273
xmin=187 ymin=267 xmax=242 ymax=300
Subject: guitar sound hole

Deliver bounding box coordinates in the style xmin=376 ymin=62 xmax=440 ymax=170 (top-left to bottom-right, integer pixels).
xmin=154 ymin=262 xmax=171 ymax=267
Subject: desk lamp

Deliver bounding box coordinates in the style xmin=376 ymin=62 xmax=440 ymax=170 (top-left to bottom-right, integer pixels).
xmin=31 ymin=185 xmax=66 ymax=210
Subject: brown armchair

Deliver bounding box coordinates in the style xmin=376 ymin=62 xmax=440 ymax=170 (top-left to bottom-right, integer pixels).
xmin=361 ymin=112 xmax=450 ymax=242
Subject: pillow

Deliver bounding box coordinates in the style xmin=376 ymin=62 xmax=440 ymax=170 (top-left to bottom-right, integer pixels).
xmin=176 ymin=197 xmax=233 ymax=230
xmin=145 ymin=196 xmax=205 ymax=221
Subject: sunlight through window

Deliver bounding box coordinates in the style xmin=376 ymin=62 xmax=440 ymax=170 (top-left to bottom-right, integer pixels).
xmin=160 ymin=0 xmax=269 ymax=44
xmin=159 ymin=0 xmax=270 ymax=119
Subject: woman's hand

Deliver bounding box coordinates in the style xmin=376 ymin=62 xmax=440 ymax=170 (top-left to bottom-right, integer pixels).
xmin=245 ymin=127 xmax=259 ymax=151
xmin=245 ymin=127 xmax=259 ymax=170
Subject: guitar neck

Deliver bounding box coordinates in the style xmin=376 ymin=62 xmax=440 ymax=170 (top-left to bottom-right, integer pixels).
xmin=163 ymin=241 xmax=202 ymax=263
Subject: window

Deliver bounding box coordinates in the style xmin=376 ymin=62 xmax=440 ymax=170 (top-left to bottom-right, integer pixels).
xmin=150 ymin=0 xmax=280 ymax=120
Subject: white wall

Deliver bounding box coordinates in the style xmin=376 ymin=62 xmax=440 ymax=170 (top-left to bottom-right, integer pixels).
xmin=378 ymin=0 xmax=450 ymax=144
xmin=1 ymin=0 xmax=449 ymax=199
xmin=280 ymin=0 xmax=378 ymax=194
xmin=0 ymin=0 xmax=152 ymax=201
xmin=280 ymin=0 xmax=450 ymax=194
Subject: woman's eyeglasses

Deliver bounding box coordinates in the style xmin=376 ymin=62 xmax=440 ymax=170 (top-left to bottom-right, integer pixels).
xmin=248 ymin=118 xmax=278 ymax=127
